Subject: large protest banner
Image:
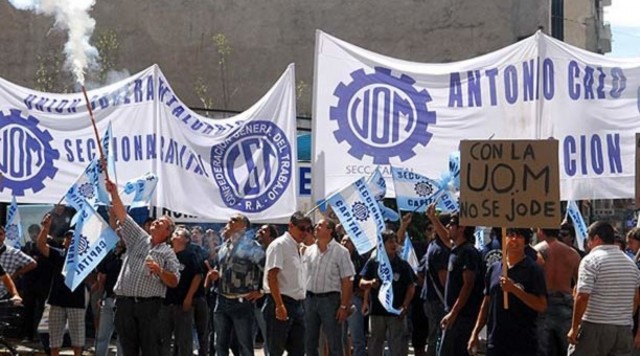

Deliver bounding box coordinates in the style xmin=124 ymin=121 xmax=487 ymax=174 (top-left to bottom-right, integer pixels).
xmin=459 ymin=140 xmax=561 ymax=228
xmin=0 ymin=64 xmax=298 ymax=222
xmin=637 ymin=133 xmax=640 ymax=206
xmin=313 ymin=30 xmax=640 ymax=204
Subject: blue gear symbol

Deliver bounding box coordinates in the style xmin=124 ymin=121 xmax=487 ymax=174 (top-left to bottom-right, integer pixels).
xmin=330 ymin=67 xmax=436 ymax=164
xmin=0 ymin=109 xmax=60 ymax=195
xmin=352 ymin=201 xmax=370 ymax=222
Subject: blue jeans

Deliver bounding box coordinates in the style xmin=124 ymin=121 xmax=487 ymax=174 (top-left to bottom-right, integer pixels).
xmin=305 ymin=293 xmax=343 ymax=356
xmin=160 ymin=304 xmax=194 ymax=356
xmin=254 ymin=305 xmax=269 ymax=356
xmin=424 ymin=299 xmax=446 ymax=356
xmin=263 ymin=294 xmax=305 ymax=356
xmin=537 ymin=293 xmax=572 ymax=356
xmin=346 ymin=295 xmax=366 ymax=356
xmin=95 ymin=297 xmax=122 ymax=356
xmin=193 ymin=296 xmax=209 ymax=356
xmin=214 ymin=295 xmax=256 ymax=356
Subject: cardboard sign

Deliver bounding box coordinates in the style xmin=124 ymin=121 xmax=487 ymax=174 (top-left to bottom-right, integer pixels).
xmin=459 ymin=140 xmax=560 ymax=228
xmin=636 ymin=133 xmax=640 ymax=206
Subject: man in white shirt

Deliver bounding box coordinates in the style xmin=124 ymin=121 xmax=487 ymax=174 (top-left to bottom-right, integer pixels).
xmin=262 ymin=211 xmax=313 ymax=356
xmin=568 ymin=221 xmax=640 ymax=355
xmin=302 ymin=219 xmax=355 ymax=356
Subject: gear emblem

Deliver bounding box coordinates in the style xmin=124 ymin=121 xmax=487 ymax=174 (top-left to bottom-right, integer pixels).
xmin=0 ymin=109 xmax=60 ymax=195
xmin=79 ymin=182 xmax=95 ymax=199
xmin=77 ymin=234 xmax=89 ymax=255
xmin=5 ymin=224 xmax=19 ymax=241
xmin=330 ymin=67 xmax=436 ymax=164
xmin=415 ymin=181 xmax=434 ymax=197
xmin=352 ymin=202 xmax=370 ymax=222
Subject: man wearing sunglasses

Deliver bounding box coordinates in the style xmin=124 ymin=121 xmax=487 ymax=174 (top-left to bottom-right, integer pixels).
xmin=263 ymin=211 xmax=313 ymax=356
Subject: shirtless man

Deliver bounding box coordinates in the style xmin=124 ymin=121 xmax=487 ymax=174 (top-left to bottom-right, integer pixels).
xmin=534 ymin=228 xmax=581 ymax=356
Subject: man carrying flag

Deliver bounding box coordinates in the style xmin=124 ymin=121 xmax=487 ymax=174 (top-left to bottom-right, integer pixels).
xmin=37 ymin=216 xmax=86 ymax=356
xmin=360 ymin=230 xmax=416 ymax=356
xmin=106 ymin=179 xmax=180 ymax=356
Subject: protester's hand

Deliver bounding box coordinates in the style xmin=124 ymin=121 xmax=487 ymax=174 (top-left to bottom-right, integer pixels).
xmin=41 ymin=213 xmax=52 ymax=229
xmin=275 ymin=304 xmax=288 ymax=321
xmin=182 ymin=296 xmax=193 ymax=312
xmin=206 ymin=269 xmax=220 ymax=283
xmin=145 ymin=259 xmax=161 ymax=275
xmin=361 ymin=302 xmax=370 ymax=316
xmin=567 ymin=326 xmax=580 ymax=345
xmin=398 ymin=305 xmax=409 ymax=318
xmin=634 ymin=332 xmax=640 ymax=349
xmin=467 ymin=334 xmax=479 ymax=355
xmin=336 ymin=306 xmax=349 ymax=323
xmin=361 ymin=278 xmax=379 ymax=290
xmin=90 ymin=281 xmax=100 ymax=293
xmin=246 ymin=290 xmax=263 ymax=302
xmin=500 ymin=277 xmax=522 ymax=294
xmin=426 ymin=203 xmax=437 ymax=221
xmin=10 ymin=294 xmax=22 ymax=306
xmin=440 ymin=311 xmax=457 ymax=330
xmin=401 ymin=213 xmax=413 ymax=227
xmin=105 ymin=179 xmax=117 ymax=195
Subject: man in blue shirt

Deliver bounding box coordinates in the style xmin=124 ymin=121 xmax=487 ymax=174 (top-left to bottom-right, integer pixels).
xmin=468 ymin=228 xmax=547 ymax=356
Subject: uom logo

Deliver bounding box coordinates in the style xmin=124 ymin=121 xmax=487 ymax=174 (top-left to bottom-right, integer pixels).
xmin=210 ymin=121 xmax=292 ymax=213
xmin=330 ymin=67 xmax=436 ymax=164
xmin=0 ymin=109 xmax=59 ymax=195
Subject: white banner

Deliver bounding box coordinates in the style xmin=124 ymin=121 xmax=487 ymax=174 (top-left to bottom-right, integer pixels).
xmin=312 ymin=30 xmax=640 ymax=202
xmin=0 ymin=64 xmax=298 ymax=222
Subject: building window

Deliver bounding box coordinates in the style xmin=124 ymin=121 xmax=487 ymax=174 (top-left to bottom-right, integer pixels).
xmin=551 ymin=0 xmax=564 ymax=40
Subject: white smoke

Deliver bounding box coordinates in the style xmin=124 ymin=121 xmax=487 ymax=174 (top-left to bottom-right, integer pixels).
xmin=9 ymin=0 xmax=99 ymax=85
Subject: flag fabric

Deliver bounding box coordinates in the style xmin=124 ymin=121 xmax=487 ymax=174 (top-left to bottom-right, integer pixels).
xmin=4 ymin=196 xmax=23 ymax=248
xmin=124 ymin=172 xmax=159 ymax=209
xmin=63 ymin=202 xmax=119 ymax=291
xmin=327 ymin=178 xmax=385 ymax=254
xmin=474 ymin=227 xmax=485 ymax=251
xmin=65 ymin=163 xmax=104 ymax=226
xmin=566 ymin=200 xmax=588 ymax=251
xmin=375 ymin=232 xmax=402 ymax=316
xmin=366 ymin=168 xmax=387 ymax=201
xmin=438 ymin=190 xmax=459 ymax=214
xmin=400 ymin=233 xmax=419 ymax=273
xmin=391 ymin=166 xmax=442 ymax=213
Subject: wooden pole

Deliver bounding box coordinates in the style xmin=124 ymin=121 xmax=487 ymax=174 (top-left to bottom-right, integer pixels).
xmin=81 ymin=86 xmax=109 ymax=182
xmin=502 ymin=227 xmax=509 ymax=309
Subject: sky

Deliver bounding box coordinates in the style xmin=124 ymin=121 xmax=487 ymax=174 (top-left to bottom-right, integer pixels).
xmin=604 ymin=0 xmax=640 ymax=57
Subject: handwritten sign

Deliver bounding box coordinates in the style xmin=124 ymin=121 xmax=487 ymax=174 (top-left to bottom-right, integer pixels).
xmin=459 ymin=140 xmax=560 ymax=228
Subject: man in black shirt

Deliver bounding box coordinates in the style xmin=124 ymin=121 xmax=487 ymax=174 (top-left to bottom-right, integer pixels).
xmin=94 ymin=240 xmax=125 ymax=356
xmin=37 ymin=217 xmax=86 ymax=356
xmin=160 ymin=227 xmax=204 ymax=356
xmin=468 ymin=228 xmax=547 ymax=356
xmin=360 ymin=230 xmax=416 ymax=356
xmin=426 ymin=205 xmax=483 ymax=356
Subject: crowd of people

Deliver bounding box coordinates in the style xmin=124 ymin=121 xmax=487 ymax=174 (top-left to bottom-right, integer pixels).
xmin=2 ymin=180 xmax=640 ymax=356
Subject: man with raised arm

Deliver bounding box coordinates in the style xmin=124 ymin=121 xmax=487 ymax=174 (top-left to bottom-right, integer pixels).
xmin=106 ymin=179 xmax=180 ymax=356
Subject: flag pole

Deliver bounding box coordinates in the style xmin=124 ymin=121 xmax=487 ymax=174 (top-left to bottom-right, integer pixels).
xmin=81 ymin=86 xmax=110 ymax=182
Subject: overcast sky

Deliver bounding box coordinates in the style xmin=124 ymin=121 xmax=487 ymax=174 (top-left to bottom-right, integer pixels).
xmin=604 ymin=0 xmax=640 ymax=57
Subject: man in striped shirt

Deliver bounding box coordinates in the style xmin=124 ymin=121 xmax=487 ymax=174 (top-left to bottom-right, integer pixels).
xmin=302 ymin=219 xmax=355 ymax=356
xmin=568 ymin=221 xmax=640 ymax=356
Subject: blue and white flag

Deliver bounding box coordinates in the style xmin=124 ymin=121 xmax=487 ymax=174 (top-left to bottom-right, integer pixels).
xmin=391 ymin=167 xmax=442 ymax=213
xmin=366 ymin=167 xmax=387 ymax=201
xmin=65 ymin=164 xmax=103 ymax=226
xmin=566 ymin=200 xmax=588 ymax=251
xmin=400 ymin=233 xmax=419 ymax=273
xmin=124 ymin=172 xmax=159 ymax=209
xmin=327 ymin=178 xmax=385 ymax=254
xmin=63 ymin=202 xmax=118 ymax=291
xmin=4 ymin=196 xmax=23 ymax=248
xmin=438 ymin=190 xmax=459 ymax=214
xmin=376 ymin=232 xmax=402 ymax=315
xmin=103 ymin=122 xmax=117 ymax=183
xmin=474 ymin=227 xmax=485 ymax=251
